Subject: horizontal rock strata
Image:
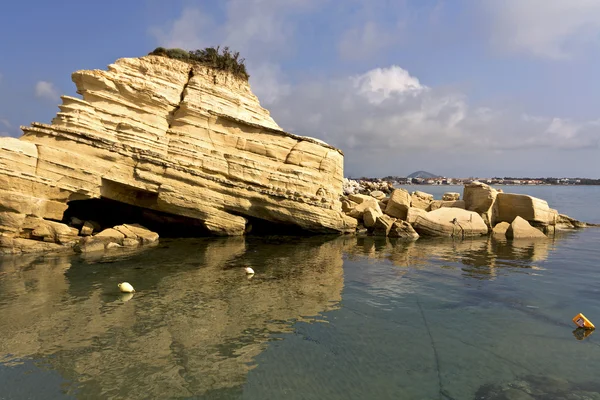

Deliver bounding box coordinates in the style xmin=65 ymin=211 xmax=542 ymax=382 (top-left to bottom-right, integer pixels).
xmin=0 ymin=55 xmax=355 ymax=251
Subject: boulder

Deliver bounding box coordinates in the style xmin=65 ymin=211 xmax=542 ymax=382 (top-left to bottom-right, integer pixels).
xmin=80 ymin=221 xmax=95 ymax=236
xmin=411 ymin=191 xmax=434 ymax=210
xmin=506 ymin=216 xmax=547 ymax=239
xmin=556 ymin=214 xmax=587 ymax=229
xmin=492 ymin=221 xmax=510 ymax=237
xmin=442 ymin=192 xmax=460 ymax=201
xmin=122 ymin=224 xmax=159 ymax=244
xmin=428 ymin=200 xmax=465 ymax=211
xmin=406 ymin=207 xmax=428 ymax=225
xmin=463 ymin=181 xmax=498 ymax=226
xmin=95 ymin=228 xmax=125 ymax=244
xmin=413 ymin=208 xmax=488 ymax=237
xmin=370 ymin=190 xmax=386 ymax=200
xmin=494 ymin=193 xmax=557 ymax=227
xmin=372 ymin=215 xmax=396 ymax=236
xmin=348 ymin=197 xmax=382 ymax=220
xmin=74 ymin=237 xmax=107 ymax=253
xmin=384 ymin=189 xmax=411 ymax=219
xmin=363 ymin=207 xmax=383 ymax=228
xmin=388 ymin=221 xmax=419 ymax=240
xmin=114 ymin=225 xmax=138 ymax=239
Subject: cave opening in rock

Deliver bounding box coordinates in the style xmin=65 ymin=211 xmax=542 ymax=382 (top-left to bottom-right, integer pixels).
xmin=62 ymin=198 xmax=213 ymax=238
xmin=243 ymin=216 xmax=318 ymax=236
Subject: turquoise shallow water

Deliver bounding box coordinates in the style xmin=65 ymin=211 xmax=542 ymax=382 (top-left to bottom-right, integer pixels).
xmin=1 ymin=186 xmax=600 ymax=399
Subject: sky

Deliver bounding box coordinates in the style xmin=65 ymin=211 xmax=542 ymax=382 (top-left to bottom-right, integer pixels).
xmin=1 ymin=0 xmax=600 ymax=178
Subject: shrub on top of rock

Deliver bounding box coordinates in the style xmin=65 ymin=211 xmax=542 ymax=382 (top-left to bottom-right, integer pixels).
xmin=149 ymin=46 xmax=250 ymax=80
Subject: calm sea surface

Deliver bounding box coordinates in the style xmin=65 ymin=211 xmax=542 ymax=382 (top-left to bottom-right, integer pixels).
xmin=1 ymin=185 xmax=600 ymax=399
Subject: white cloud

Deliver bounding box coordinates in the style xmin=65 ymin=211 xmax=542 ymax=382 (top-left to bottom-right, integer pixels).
xmin=267 ymin=65 xmax=600 ymax=176
xmin=483 ymin=0 xmax=600 ymax=59
xmin=35 ymin=81 xmax=60 ymax=101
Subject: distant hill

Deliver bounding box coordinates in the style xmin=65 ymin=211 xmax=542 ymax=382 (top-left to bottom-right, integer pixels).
xmin=407 ymin=171 xmax=439 ymax=179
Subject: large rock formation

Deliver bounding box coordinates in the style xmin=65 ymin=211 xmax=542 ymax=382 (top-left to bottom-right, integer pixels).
xmin=0 ymin=55 xmax=355 ymax=251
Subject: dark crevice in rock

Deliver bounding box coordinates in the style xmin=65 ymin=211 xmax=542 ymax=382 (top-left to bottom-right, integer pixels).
xmin=62 ymin=198 xmax=212 ymax=238
xmin=167 ymin=66 xmax=194 ymax=129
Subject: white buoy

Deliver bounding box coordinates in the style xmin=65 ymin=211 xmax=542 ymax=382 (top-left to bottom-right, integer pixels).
xmin=244 ymin=267 xmax=255 ymax=275
xmin=118 ymin=282 xmax=135 ymax=293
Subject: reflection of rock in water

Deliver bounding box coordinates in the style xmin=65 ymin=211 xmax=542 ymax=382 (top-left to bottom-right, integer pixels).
xmin=474 ymin=375 xmax=600 ymax=399
xmin=342 ymin=234 xmax=560 ymax=281
xmin=0 ymin=236 xmax=345 ymax=399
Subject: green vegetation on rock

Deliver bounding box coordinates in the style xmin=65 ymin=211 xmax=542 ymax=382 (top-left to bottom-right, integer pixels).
xmin=149 ymin=46 xmax=249 ymax=80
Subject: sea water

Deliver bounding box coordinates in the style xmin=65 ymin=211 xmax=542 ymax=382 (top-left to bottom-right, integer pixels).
xmin=1 ymin=186 xmax=600 ymax=399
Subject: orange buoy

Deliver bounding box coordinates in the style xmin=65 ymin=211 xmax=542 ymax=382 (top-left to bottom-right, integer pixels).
xmin=572 ymin=313 xmax=595 ymax=330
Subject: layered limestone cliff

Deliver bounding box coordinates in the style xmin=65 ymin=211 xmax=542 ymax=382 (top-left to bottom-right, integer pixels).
xmin=0 ymin=55 xmax=355 ymax=252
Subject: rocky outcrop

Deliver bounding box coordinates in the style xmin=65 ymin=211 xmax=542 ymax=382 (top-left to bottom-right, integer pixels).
xmin=413 ymin=208 xmax=488 ymax=238
xmin=492 ymin=221 xmax=510 ymax=237
xmin=0 ymin=55 xmax=355 ymax=252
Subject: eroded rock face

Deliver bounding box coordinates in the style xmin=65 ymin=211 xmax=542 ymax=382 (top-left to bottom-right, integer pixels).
xmin=494 ymin=193 xmax=557 ymax=228
xmin=0 ymin=56 xmax=355 ymax=250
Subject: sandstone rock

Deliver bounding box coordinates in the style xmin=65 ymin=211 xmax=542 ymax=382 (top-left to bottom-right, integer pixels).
xmin=385 ymin=189 xmax=411 ymax=219
xmin=372 ymin=215 xmax=396 ymax=237
xmin=428 ymin=200 xmax=465 ymax=211
xmin=123 ymin=237 xmax=140 ymax=247
xmin=348 ymin=194 xmax=372 ymax=204
xmin=114 ymin=225 xmax=138 ymax=239
xmin=20 ymin=217 xmax=79 ymax=245
xmin=341 ymin=200 xmax=357 ymax=213
xmin=80 ymin=221 xmax=95 ymax=236
xmin=347 ymin=198 xmax=382 ymax=220
xmin=75 ymin=237 xmax=107 ymax=253
xmin=122 ymin=224 xmax=159 ymax=244
xmin=463 ymin=181 xmax=498 ymax=226
xmin=411 ymin=191 xmax=434 ymax=210
xmin=492 ymin=221 xmax=510 ymax=237
xmin=380 ymin=197 xmax=389 ymax=204
xmin=95 ymin=228 xmax=125 ymax=244
xmin=388 ymin=220 xmax=419 ymax=240
xmin=0 ymin=55 xmax=356 ymax=253
xmin=378 ymin=201 xmax=387 ymax=210
xmin=106 ymin=242 xmax=122 ymax=249
xmin=370 ymin=190 xmax=386 ymax=200
xmin=495 ymin=193 xmax=557 ymax=227
xmin=506 ymin=216 xmax=547 ymax=239
xmin=406 ymin=207 xmax=428 ymax=225
xmin=363 ymin=207 xmax=382 ymax=228
xmin=413 ymin=208 xmax=488 ymax=237
xmin=0 ymin=234 xmax=72 ymax=255
xmin=556 ymin=214 xmax=587 ymax=229
xmin=442 ymin=192 xmax=460 ymax=201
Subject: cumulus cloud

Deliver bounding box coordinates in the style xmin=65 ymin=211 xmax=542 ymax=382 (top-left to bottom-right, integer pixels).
xmin=483 ymin=0 xmax=600 ymax=59
xmin=267 ymin=65 xmax=600 ymax=176
xmin=35 ymin=81 xmax=60 ymax=101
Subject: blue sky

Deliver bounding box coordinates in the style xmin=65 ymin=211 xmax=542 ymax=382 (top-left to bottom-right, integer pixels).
xmin=1 ymin=0 xmax=600 ymax=178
